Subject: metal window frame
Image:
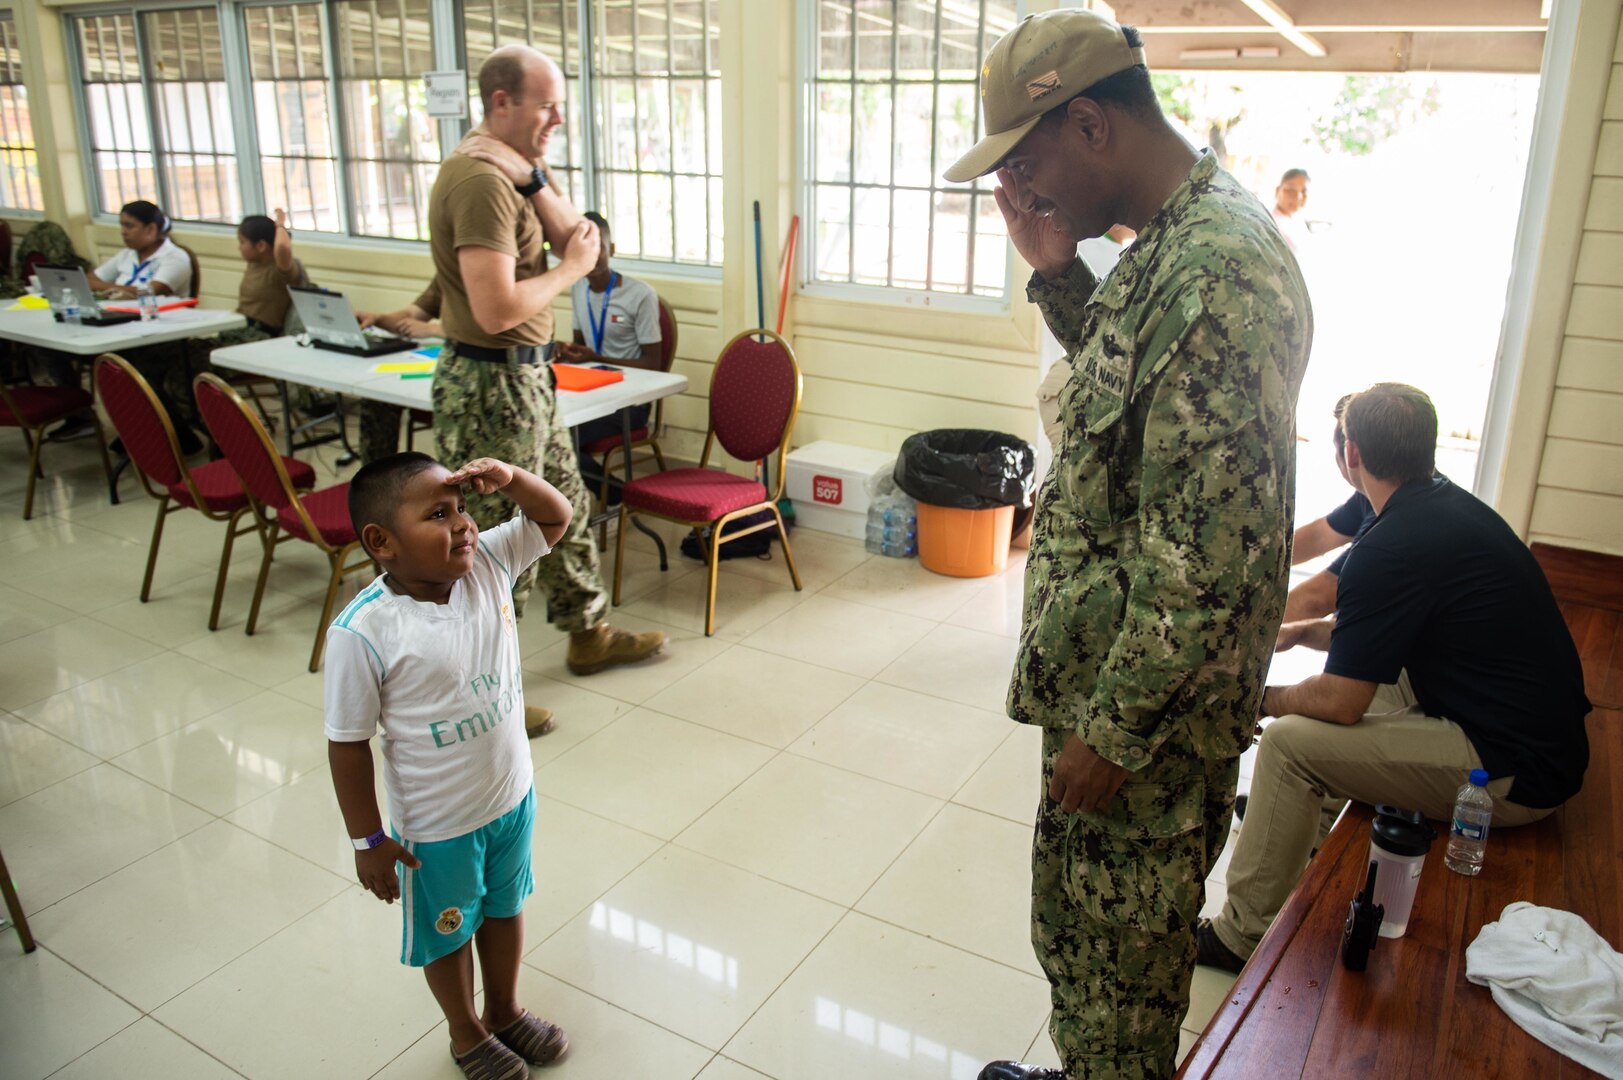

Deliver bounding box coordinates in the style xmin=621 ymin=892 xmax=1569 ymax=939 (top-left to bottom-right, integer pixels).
xmin=457 ymin=0 xmax=720 ymax=274
xmin=58 ymin=0 xmax=727 ymax=260
xmin=0 ymin=12 xmax=43 ymax=213
xmin=796 ymin=0 xmax=1015 ymax=311
xmin=142 ymin=4 xmax=244 ymax=223
xmin=239 ymin=0 xmax=349 ymax=232
xmin=586 ymin=0 xmax=722 ymax=268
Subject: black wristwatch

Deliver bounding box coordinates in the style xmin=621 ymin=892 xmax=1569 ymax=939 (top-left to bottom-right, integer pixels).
xmin=514 ymin=166 xmax=547 ymax=198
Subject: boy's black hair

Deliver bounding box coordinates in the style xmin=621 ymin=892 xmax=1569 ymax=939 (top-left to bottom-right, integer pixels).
xmin=239 ymin=214 xmax=277 ymax=247
xmin=584 ymin=210 xmax=610 ymax=237
xmin=348 ymin=451 xmax=443 ymax=552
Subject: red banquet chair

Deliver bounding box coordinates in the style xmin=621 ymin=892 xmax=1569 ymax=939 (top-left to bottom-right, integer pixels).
xmin=610 ymin=327 xmax=802 ymax=636
xmin=193 ymin=373 xmax=372 ymax=672
xmin=0 ymin=376 xmax=115 ymax=520
xmin=94 ymin=353 xmax=315 ymax=629
xmin=589 ymin=297 xmax=678 ymax=548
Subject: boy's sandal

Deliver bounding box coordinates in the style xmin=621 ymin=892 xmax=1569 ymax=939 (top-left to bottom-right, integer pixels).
xmin=493 ymin=1009 xmax=570 ymax=1066
xmin=451 ymin=1034 xmax=528 ymax=1080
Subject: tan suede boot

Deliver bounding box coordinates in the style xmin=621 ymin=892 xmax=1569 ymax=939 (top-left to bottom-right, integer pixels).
xmin=524 ymin=705 xmax=555 ymax=738
xmin=566 ymin=623 xmax=668 ymax=675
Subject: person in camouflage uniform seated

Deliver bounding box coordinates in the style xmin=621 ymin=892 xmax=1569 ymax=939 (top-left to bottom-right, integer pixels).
xmin=943 ymin=11 xmax=1312 ymax=1079
xmin=2 ymin=222 xmax=89 ymax=389
xmin=424 ymin=44 xmax=665 ymax=702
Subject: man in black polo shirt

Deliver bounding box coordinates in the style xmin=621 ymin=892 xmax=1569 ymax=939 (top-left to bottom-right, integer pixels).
xmin=1198 ymin=382 xmax=1590 ymax=972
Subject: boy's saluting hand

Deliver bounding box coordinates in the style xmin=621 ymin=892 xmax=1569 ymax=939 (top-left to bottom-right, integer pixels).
xmin=446 ymin=458 xmax=573 ymax=548
xmin=357 ymin=838 xmax=421 ymax=904
xmin=446 ymin=457 xmax=515 ymax=495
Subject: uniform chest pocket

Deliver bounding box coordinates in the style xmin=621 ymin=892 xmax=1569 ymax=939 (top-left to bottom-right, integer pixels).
xmin=1057 ymin=342 xmax=1133 ymax=526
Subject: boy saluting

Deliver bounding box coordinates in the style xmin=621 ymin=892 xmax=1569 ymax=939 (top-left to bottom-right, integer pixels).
xmin=325 ymin=451 xmax=572 ymax=1080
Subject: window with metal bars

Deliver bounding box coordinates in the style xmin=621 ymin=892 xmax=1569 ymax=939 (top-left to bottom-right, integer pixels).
xmin=332 ymin=0 xmax=440 ymax=240
xmin=461 ymin=0 xmax=723 ymax=267
xmin=0 ymin=14 xmax=42 ymax=213
xmin=461 ymin=0 xmax=586 ymax=207
xmin=805 ymin=0 xmax=1018 ymax=299
xmin=142 ymin=6 xmax=242 ymax=223
xmin=244 ymin=3 xmax=343 ymax=233
xmin=75 ymin=13 xmax=158 ymax=216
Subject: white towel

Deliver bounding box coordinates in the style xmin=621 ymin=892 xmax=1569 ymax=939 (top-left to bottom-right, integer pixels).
xmin=1466 ymin=901 xmax=1623 ymax=1078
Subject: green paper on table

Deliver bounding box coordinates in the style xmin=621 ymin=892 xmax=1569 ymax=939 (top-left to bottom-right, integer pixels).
xmin=374 ymin=359 xmax=436 ymax=374
xmin=400 ymin=372 xmax=434 ymax=380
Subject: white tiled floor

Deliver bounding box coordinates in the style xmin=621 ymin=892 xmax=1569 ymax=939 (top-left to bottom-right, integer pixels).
xmin=0 ymin=428 xmax=1250 ymax=1080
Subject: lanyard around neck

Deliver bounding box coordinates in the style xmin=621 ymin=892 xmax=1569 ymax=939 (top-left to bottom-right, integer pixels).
xmin=588 ymin=273 xmax=617 ymax=354
xmin=126 ymin=255 xmax=156 ymax=286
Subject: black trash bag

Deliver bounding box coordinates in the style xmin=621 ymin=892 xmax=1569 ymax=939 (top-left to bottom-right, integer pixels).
xmin=893 ymin=429 xmax=1035 ymax=511
xmin=679 ymin=509 xmax=788 ymax=562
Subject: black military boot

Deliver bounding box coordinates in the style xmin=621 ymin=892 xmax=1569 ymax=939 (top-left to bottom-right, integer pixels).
xmin=977 ymin=1062 xmax=1064 ymax=1080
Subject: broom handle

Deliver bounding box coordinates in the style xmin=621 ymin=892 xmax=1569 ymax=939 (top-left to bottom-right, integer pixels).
xmin=776 ymin=215 xmax=799 ymax=336
xmin=753 ymin=201 xmax=766 ymax=340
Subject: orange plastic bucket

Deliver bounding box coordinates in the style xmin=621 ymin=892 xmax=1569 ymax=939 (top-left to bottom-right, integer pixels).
xmin=916 ymin=502 xmax=1014 ymax=578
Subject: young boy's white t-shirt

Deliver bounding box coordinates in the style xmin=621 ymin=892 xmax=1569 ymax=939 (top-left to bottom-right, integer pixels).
xmin=324 ymin=515 xmax=550 ymax=843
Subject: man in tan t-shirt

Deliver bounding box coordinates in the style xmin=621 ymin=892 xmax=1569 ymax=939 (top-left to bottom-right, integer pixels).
xmin=429 ymin=43 xmax=665 ymax=683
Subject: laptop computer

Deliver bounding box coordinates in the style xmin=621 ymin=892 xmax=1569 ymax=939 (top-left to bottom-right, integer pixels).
xmin=288 ymin=285 xmax=418 ymax=357
xmin=36 ymin=265 xmax=141 ymax=327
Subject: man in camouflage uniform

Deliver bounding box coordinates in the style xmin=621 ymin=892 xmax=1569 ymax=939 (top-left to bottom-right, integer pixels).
xmin=944 ymin=12 xmax=1311 ymax=1080
xmin=428 ymin=44 xmax=664 ymax=683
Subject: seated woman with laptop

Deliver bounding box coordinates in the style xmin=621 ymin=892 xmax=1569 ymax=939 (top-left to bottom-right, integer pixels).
xmin=85 ymin=200 xmax=192 ymax=300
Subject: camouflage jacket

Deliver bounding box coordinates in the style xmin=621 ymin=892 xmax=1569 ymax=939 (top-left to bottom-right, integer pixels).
xmin=1010 ymin=152 xmax=1312 ymax=771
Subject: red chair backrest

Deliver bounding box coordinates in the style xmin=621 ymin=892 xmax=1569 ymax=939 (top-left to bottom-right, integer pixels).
xmin=0 ymin=220 xmax=11 ymax=277
xmin=656 ymin=297 xmax=678 ymax=374
xmin=194 ymin=374 xmax=297 ymax=512
xmin=94 ymin=354 xmax=186 ymax=490
xmin=709 ymin=330 xmax=799 ymax=463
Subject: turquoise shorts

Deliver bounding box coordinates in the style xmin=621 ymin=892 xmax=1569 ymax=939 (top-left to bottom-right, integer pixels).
xmin=396 ymin=789 xmax=535 ymax=967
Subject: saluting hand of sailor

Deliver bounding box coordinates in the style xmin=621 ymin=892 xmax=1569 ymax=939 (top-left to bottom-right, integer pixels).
xmin=994 ymin=166 xmax=1081 ymax=282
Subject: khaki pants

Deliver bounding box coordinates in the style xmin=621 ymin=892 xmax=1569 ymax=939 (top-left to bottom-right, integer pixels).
xmin=1212 ymin=673 xmax=1551 ymax=959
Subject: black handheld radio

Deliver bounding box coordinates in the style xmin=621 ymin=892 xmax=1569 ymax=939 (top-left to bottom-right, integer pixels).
xmin=1341 ymin=859 xmax=1384 ymax=972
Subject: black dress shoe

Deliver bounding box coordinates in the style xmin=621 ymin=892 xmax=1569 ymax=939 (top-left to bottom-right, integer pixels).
xmin=1195 ymin=918 xmax=1247 ymax=974
xmin=978 ymin=1062 xmax=1063 ymax=1080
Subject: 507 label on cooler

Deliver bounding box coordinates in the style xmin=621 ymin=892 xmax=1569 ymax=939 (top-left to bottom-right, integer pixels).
xmin=812 ymin=475 xmax=843 ymax=505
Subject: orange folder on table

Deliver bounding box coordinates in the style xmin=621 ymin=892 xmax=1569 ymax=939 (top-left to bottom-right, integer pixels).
xmin=551 ymin=362 xmax=625 ymax=392
xmin=102 ymin=297 xmax=200 ymax=314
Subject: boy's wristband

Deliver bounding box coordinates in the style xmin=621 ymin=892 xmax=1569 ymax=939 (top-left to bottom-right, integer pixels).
xmin=351 ymin=830 xmax=388 ymax=851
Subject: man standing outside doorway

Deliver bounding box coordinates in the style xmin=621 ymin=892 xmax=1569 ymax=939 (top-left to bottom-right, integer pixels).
xmin=943 ymin=11 xmax=1312 ymax=1079
xmin=430 ymin=44 xmax=665 ymax=689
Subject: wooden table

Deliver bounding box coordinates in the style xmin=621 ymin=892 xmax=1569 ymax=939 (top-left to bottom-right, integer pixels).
xmin=1181 ymin=707 xmax=1620 ymax=1079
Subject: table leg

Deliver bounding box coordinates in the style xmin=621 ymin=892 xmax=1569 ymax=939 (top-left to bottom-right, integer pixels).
xmin=278 ymin=380 xmax=295 ymax=457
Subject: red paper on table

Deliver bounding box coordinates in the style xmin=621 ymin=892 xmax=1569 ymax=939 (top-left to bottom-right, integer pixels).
xmin=102 ymin=297 xmax=201 ymax=313
xmin=551 ymin=363 xmax=625 ymax=392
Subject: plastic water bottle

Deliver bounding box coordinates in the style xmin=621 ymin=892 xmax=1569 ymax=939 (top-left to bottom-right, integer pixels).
xmin=1444 ymin=769 xmax=1493 ymax=876
xmin=61 ymin=288 xmax=81 ymax=326
xmin=864 ymin=518 xmax=917 ymax=558
xmin=136 ymin=282 xmax=158 ymax=321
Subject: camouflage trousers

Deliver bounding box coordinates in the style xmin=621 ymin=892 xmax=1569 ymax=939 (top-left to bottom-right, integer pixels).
xmin=1034 ymin=728 xmax=1238 ymax=1079
xmin=432 ymin=344 xmax=606 ymax=628
xmin=158 ymin=325 xmax=271 ymax=431
xmin=358 ymin=400 xmax=405 ymax=463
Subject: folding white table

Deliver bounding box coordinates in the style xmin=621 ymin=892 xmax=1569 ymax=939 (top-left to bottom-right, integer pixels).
xmin=210 ymin=336 xmax=689 ymax=555
xmin=0 ymin=306 xmax=247 ymax=353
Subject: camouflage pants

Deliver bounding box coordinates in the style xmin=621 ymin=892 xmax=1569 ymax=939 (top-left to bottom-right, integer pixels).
xmin=432 ymin=344 xmax=606 ymax=628
xmin=1034 ymin=728 xmax=1238 ymax=1079
xmin=158 ymin=325 xmax=272 ymax=431
xmin=358 ymin=400 xmax=404 ymax=464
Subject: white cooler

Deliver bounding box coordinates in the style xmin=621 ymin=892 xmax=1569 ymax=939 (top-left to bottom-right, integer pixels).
xmin=785 ymin=441 xmax=896 ymax=539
